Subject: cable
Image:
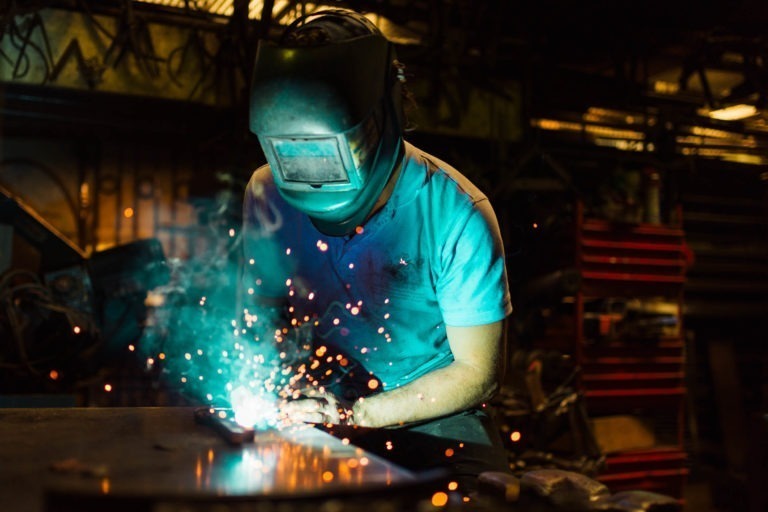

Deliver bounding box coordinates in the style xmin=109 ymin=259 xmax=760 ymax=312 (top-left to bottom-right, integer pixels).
xmin=0 ymin=268 xmax=100 ymax=382
xmin=76 ymin=0 xmax=117 ymax=40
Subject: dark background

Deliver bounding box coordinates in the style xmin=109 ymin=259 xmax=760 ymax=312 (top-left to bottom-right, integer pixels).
xmin=1 ymin=1 xmax=766 ymax=510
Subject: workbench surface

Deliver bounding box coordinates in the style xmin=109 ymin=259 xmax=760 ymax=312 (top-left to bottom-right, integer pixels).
xmin=0 ymin=407 xmax=424 ymax=512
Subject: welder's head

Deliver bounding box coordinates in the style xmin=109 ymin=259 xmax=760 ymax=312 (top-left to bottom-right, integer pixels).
xmin=249 ymin=8 xmax=405 ymax=237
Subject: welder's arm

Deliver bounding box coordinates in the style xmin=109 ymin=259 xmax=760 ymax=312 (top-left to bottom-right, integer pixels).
xmin=352 ymin=320 xmax=506 ymax=428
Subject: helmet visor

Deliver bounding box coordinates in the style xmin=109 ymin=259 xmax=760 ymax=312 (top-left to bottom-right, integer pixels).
xmin=263 ymin=104 xmax=381 ymax=194
xmin=271 ymin=137 xmax=349 ymax=185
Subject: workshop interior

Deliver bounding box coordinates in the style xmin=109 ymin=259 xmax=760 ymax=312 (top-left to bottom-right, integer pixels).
xmin=1 ymin=1 xmax=767 ymax=511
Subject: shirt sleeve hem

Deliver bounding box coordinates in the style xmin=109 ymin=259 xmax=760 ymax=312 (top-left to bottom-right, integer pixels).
xmin=442 ymin=304 xmax=513 ymax=327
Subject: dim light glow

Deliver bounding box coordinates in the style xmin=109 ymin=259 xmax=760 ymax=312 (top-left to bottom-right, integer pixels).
xmin=532 ymin=117 xmax=645 ymax=140
xmin=652 ymin=80 xmax=680 ymax=95
xmin=706 ymin=104 xmax=758 ymax=121
xmin=690 ymin=126 xmax=734 ymax=139
xmin=721 ymin=153 xmax=766 ymax=165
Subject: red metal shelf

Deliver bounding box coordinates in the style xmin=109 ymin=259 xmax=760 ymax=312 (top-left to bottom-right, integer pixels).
xmin=582 ymin=254 xmax=686 ymax=267
xmin=582 ymin=271 xmax=685 ymax=283
xmin=582 ymin=372 xmax=685 ymax=382
xmin=586 ymin=387 xmax=686 ymax=398
xmin=569 ymin=206 xmax=688 ymax=498
xmin=584 ymin=356 xmax=685 ymax=365
xmin=597 ymin=467 xmax=690 ymax=484
xmin=582 ymin=238 xmax=685 ymax=252
xmin=604 ymin=446 xmax=687 ymax=464
xmin=582 ymin=220 xmax=685 ymax=238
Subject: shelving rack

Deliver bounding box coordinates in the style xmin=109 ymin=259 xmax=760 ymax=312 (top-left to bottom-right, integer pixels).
xmin=574 ymin=204 xmax=690 ymax=498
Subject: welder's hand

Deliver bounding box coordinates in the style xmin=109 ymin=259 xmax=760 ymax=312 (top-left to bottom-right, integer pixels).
xmin=279 ymin=392 xmax=353 ymax=426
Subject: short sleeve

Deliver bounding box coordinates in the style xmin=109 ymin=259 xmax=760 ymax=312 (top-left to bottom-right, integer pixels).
xmin=436 ymin=198 xmax=513 ymax=326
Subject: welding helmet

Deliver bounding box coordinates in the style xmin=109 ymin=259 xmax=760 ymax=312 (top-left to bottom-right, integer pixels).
xmin=249 ymin=9 xmax=404 ymax=236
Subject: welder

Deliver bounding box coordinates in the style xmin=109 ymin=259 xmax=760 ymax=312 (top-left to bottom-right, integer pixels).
xmin=243 ymin=7 xmax=513 ymax=493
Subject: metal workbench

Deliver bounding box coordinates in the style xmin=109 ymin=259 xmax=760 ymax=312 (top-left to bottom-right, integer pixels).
xmin=0 ymin=407 xmax=436 ymax=512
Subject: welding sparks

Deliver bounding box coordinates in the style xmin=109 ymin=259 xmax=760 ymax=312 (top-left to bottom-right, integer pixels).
xmin=136 ymin=212 xmax=404 ymax=440
xmin=432 ymin=492 xmax=449 ymax=507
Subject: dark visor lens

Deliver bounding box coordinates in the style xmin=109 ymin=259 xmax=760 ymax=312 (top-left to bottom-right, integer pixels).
xmin=271 ymin=138 xmax=349 ymax=184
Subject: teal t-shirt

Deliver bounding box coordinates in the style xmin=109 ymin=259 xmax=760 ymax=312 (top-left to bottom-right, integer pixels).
xmin=243 ymin=142 xmax=512 ymax=394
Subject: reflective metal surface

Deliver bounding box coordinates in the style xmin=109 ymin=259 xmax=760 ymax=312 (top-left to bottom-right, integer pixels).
xmin=0 ymin=407 xmax=417 ymax=512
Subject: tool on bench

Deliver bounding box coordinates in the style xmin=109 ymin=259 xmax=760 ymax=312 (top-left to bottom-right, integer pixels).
xmin=194 ymin=407 xmax=255 ymax=445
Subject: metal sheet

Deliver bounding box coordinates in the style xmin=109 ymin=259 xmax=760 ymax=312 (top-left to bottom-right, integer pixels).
xmin=0 ymin=407 xmax=419 ymax=512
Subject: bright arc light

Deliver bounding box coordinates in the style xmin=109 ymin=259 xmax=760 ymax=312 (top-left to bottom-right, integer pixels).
xmin=229 ymin=385 xmax=278 ymax=430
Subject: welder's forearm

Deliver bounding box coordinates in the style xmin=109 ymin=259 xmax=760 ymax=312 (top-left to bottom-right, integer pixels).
xmin=351 ymin=361 xmax=501 ymax=428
